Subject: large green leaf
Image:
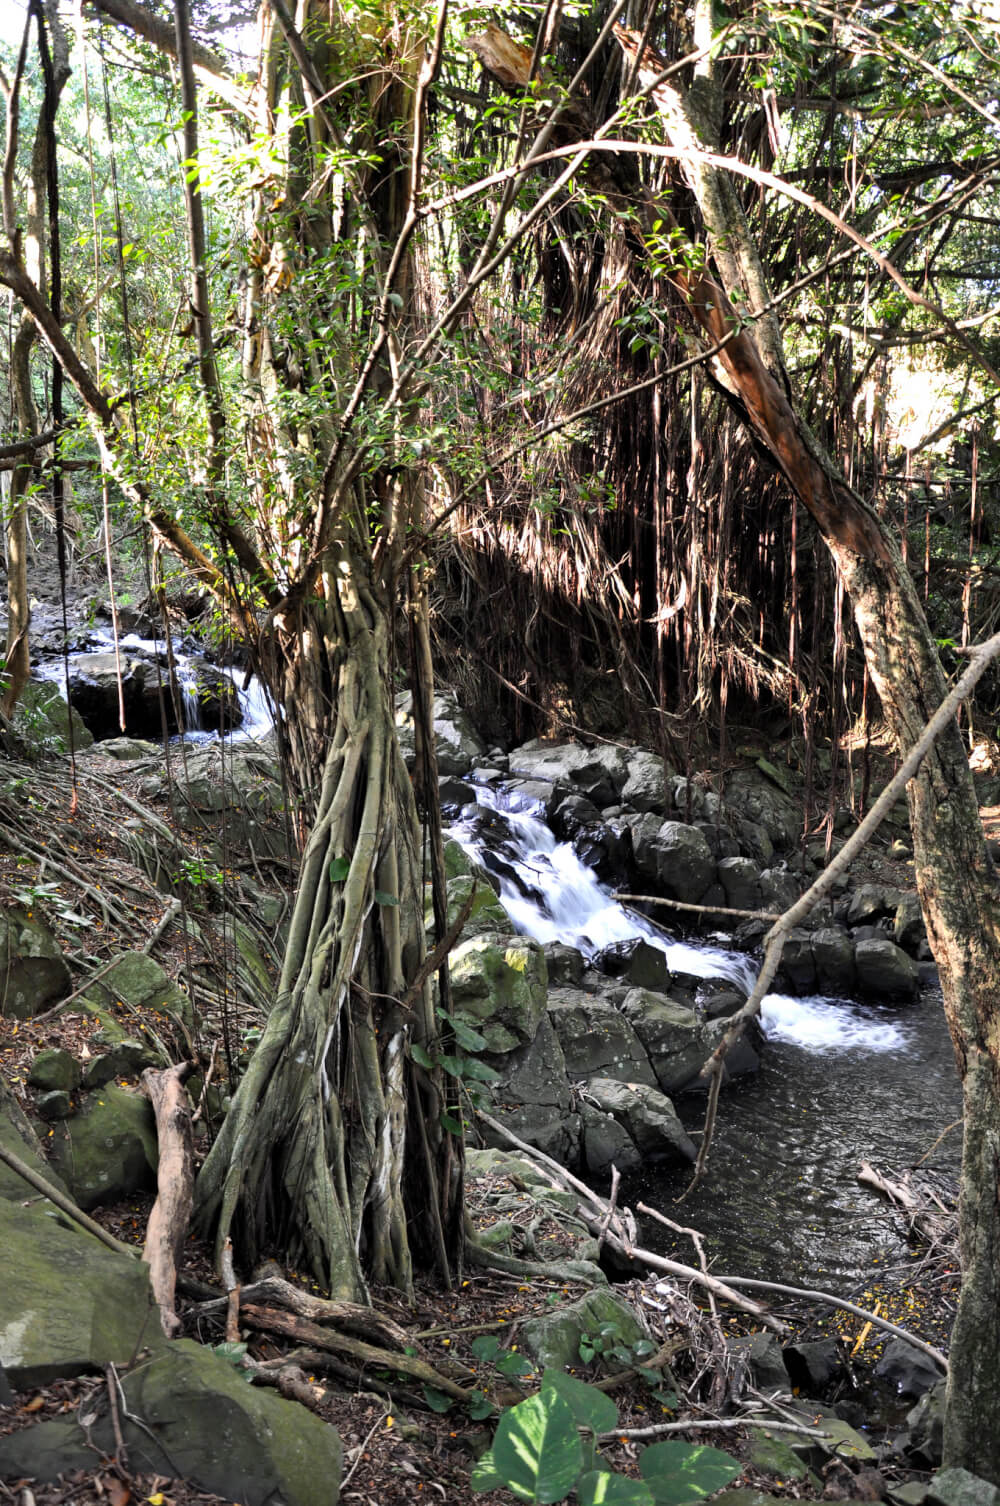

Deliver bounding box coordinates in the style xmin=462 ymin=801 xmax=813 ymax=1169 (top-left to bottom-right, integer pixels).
xmin=578 ymin=1470 xmax=656 ymax=1506
xmin=541 ymin=1370 xmax=619 ymax=1435
xmin=639 ymin=1441 xmax=740 ymax=1506
xmin=470 ymin=1448 xmax=503 ymax=1492
xmin=492 ymin=1390 xmax=583 ymax=1503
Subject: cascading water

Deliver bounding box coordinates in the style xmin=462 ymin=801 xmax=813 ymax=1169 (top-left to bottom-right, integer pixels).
xmin=450 ymin=781 xmax=961 ymax=1285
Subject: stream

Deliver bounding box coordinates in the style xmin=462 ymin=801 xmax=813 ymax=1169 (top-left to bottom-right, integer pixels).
xmin=450 ymin=782 xmax=963 ymax=1288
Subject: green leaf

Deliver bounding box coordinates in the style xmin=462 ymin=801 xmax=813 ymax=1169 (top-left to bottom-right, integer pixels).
xmin=440 ymin=1111 xmax=464 ymax=1134
xmin=540 ymin=1370 xmax=619 ymax=1434
xmin=467 ymin=1391 xmax=496 ymax=1420
xmin=496 ymin=1351 xmax=535 ymax=1377
xmin=374 ymin=889 xmax=399 ymax=906
xmin=328 ymin=856 xmax=350 ymax=882
xmin=578 ymin=1471 xmax=656 ymax=1506
xmin=442 ymin=1014 xmax=488 ymax=1051
xmin=492 ymin=1390 xmax=583 ymax=1503
xmin=471 ymin=1449 xmax=503 ymax=1492
xmin=410 ymin=1042 xmax=435 ymax=1070
xmin=639 ymin=1441 xmax=740 ymax=1506
xmin=422 ymin=1385 xmax=454 ymax=1413
xmin=470 ymin=1335 xmax=503 ymax=1363
xmin=459 ymin=1058 xmax=501 ymax=1084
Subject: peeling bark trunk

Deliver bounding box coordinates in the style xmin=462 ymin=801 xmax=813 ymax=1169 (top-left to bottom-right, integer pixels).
xmin=142 ymin=1063 xmax=195 ymax=1337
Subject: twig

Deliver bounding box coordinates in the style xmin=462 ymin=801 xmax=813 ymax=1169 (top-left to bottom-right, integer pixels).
xmin=341 ymin=1408 xmax=392 ymax=1490
xmin=711 ymin=1274 xmax=948 ymax=1371
xmin=613 ymin=892 xmax=782 ymax=921
xmin=142 ymin=897 xmax=182 ymax=954
xmin=915 ymin=1119 xmax=963 ymax=1167
xmin=597 ymin=1165 xmax=621 ymax=1254
xmin=597 ymin=1416 xmax=834 ymax=1442
xmin=30 ymin=955 xmax=125 ymax=1025
xmin=105 ymin=1364 xmax=129 ymax=1470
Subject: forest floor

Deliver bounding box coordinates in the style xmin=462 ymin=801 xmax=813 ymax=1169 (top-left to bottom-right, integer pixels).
xmin=0 ymin=734 xmax=964 ymax=1506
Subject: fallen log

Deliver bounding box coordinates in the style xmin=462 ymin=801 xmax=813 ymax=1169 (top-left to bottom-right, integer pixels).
xmin=141 ymin=1062 xmax=195 ymax=1337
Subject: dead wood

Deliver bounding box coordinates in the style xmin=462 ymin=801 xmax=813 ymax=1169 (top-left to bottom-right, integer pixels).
xmin=141 ymin=1063 xmax=195 ymax=1337
xmin=858 ymin=1159 xmax=957 ymax=1253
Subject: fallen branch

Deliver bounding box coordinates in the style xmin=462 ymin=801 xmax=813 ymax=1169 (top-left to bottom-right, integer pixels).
xmin=141 ymin=1063 xmax=195 ymax=1336
xmin=598 ymin=1416 xmax=834 ymax=1442
xmin=614 ymin=893 xmax=782 ymax=921
xmin=142 ymin=897 xmax=182 ymax=955
xmin=0 ymin=1140 xmax=138 ymax=1259
xmin=240 ymin=1304 xmax=479 ymax=1402
xmin=712 ymin=1274 xmax=948 ymax=1371
xmin=193 ymin=1274 xmax=412 ymax=1351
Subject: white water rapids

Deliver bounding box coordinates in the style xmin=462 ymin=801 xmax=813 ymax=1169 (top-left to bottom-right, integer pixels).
xmin=448 ymin=781 xmax=909 ymax=1056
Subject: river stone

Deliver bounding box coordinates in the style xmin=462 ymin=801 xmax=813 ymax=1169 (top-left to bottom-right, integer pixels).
xmin=619 ymin=990 xmax=707 ymax=1096
xmin=894 ymin=894 xmax=926 ymax=953
xmin=728 ymin=1332 xmax=790 ymax=1395
xmin=629 ymin=817 xmax=715 ymax=902
xmin=0 ymin=907 xmax=71 ymax=1020
xmin=15 ymin=679 xmax=94 ymax=752
xmin=621 ymin=750 xmax=668 ymax=813
xmin=395 ymin=690 xmax=486 ymax=775
xmin=580 ymin=1103 xmax=642 ymax=1175
xmin=783 ymin=1338 xmax=842 ymax=1393
xmin=28 ymin=1048 xmax=81 ymax=1092
xmin=928 ymin=1471 xmax=1000 ymax=1506
xmin=779 ymin=929 xmax=816 ymax=992
xmin=583 ymin=1076 xmax=696 ymax=1162
xmin=518 ymin=1289 xmax=644 ymax=1371
xmin=592 ymin=938 xmax=671 ymax=992
xmin=67 ymin=651 xmax=241 ymax=741
xmin=85 ymin=950 xmax=197 ymax=1035
xmin=735 ymin=818 xmax=774 ymax=866
xmin=0 ymin=1196 xmax=155 ymax=1386
xmin=542 ymin=943 xmax=585 ymax=987
xmin=484 ymin=1016 xmax=580 ymax=1163
xmin=551 ymin=792 xmax=603 ymax=839
xmin=717 ymin=856 xmax=762 ymax=912
xmin=547 ymin=990 xmax=656 ymax=1085
xmin=758 ymin=867 xmax=802 ymax=912
xmin=0 ymin=1337 xmax=342 ymax=1506
xmin=448 ymin=933 xmax=547 ymax=1053
xmin=811 ymin=927 xmax=856 ymax=993
xmin=875 ymin=1337 xmax=944 ymax=1400
xmin=47 ymin=1082 xmax=158 ymax=1209
xmin=508 ymin=739 xmax=629 ymax=807
xmin=854 ymin=938 xmax=919 ymax=1001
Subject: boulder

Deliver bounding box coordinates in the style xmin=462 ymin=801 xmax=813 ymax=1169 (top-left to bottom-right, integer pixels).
xmin=717 ymin=856 xmax=763 ymax=912
xmin=894 ymin=894 xmax=926 ymax=953
xmin=0 ymin=1079 xmax=70 ymax=1203
xmin=0 ymin=1337 xmax=342 ymax=1506
xmin=14 ymin=679 xmax=93 ymax=752
xmin=93 ymin=736 xmax=162 ymax=760
xmin=735 ymin=819 xmax=774 ymax=867
xmin=580 ymin=1104 xmax=642 ymax=1175
xmin=0 ymin=1196 xmax=155 ymax=1386
xmin=86 ymin=950 xmax=197 ymax=1035
xmin=47 ymin=1083 xmax=158 ymax=1209
xmin=811 ymin=927 xmax=856 ymax=994
xmin=876 ymin=1337 xmax=944 ymax=1401
xmin=66 ymin=650 xmax=241 ymax=741
xmin=621 ymin=750 xmax=669 ymax=813
xmin=728 ymin=1332 xmax=790 ymax=1395
xmin=547 ymin=989 xmax=656 ymax=1086
xmin=928 ymin=1472 xmax=1000 ymax=1506
xmin=518 ymin=1289 xmax=643 ymax=1371
xmin=395 ymin=690 xmax=487 ymax=775
xmin=428 ymin=874 xmax=512 ymax=941
xmin=172 ymin=743 xmax=287 ymax=861
xmin=778 ymin=930 xmax=815 ymax=993
xmin=28 ymin=1048 xmax=80 ymax=1093
xmin=448 ymin=933 xmax=548 ymax=1053
xmin=592 ymin=938 xmax=672 ymax=992
xmin=723 ymin=768 xmax=802 ymax=850
xmin=758 ymin=867 xmax=802 ymax=912
xmin=508 ymin=739 xmax=629 ymax=807
xmin=542 ymin=943 xmax=586 ymax=987
xmin=782 ymin=1338 xmax=843 ymax=1393
xmin=903 ymin=1380 xmax=945 ymax=1467
xmin=620 ymin=989 xmax=708 ymax=1096
xmin=484 ymin=1016 xmax=581 ymax=1163
xmin=583 ymin=1076 xmax=696 ymax=1163
xmin=847 ymin=883 xmax=901 ymax=928
xmin=82 ymin=1038 xmax=164 ymax=1088
xmin=629 ymin=816 xmax=715 ymax=902
xmin=0 ymin=907 xmax=71 ymax=1020
xmin=854 ymin=937 xmax=919 ymax=1001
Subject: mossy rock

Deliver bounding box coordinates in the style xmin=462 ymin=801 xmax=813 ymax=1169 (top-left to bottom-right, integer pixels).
xmin=518 ymin=1288 xmax=644 ymax=1371
xmin=0 ymin=908 xmax=71 ymax=1021
xmin=28 ymin=1049 xmax=81 ymax=1093
xmin=86 ymin=951 xmax=197 ymax=1035
xmin=426 ymin=874 xmax=511 ymax=941
xmin=14 ymin=681 xmax=93 ymax=753
xmin=448 ymin=933 xmax=547 ymax=1053
xmin=47 ymin=1082 xmax=157 ymax=1210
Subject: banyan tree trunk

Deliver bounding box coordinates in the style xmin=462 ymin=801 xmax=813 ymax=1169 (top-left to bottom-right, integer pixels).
xmin=194 ymin=526 xmax=459 ymax=1298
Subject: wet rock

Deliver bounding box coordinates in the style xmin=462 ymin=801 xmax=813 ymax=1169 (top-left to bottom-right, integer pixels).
xmin=428 ymin=874 xmax=512 ymax=942
xmin=583 ymin=1076 xmax=696 ymax=1163
xmin=717 ymin=856 xmax=763 ymax=912
xmin=483 ymin=1016 xmax=580 ymax=1163
xmin=0 ymin=1195 xmax=156 ymax=1386
xmin=620 ymin=989 xmax=708 ymax=1096
xmin=0 ymin=907 xmax=71 ymax=1021
xmin=592 ymin=938 xmax=672 ymax=992
xmin=783 ymin=1338 xmax=843 ymax=1393
xmin=449 ymin=933 xmax=548 ymax=1053
xmin=47 ymin=1082 xmax=158 ymax=1210
xmin=854 ymin=938 xmax=919 ymax=1001
xmin=580 ymin=1103 xmax=642 ymax=1175
xmin=629 ymin=816 xmax=716 ymax=902
xmin=758 ymin=867 xmax=802 ymax=912
xmin=875 ymin=1337 xmax=944 ymax=1400
xmin=508 ymin=739 xmax=629 ymax=807
xmin=547 ymin=989 xmax=657 ymax=1086
xmin=729 ymin=1332 xmax=790 ymax=1395
xmin=779 ymin=930 xmax=817 ymax=993
xmin=66 ymin=651 xmax=240 ymax=741
xmin=0 ymin=1337 xmax=342 ymax=1506
xmin=701 ymin=989 xmax=746 ymax=1020
xmin=542 ymin=943 xmax=586 ymax=987
xmin=847 ymin=884 xmax=901 ymax=928
xmin=438 ymin=775 xmax=476 ymax=809
xmin=902 ymin=1379 xmax=945 ymax=1467
xmin=28 ymin=1049 xmax=80 ymax=1093
xmin=551 ymin=792 xmax=603 ymax=839
xmin=811 ymin=927 xmax=856 ymax=994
